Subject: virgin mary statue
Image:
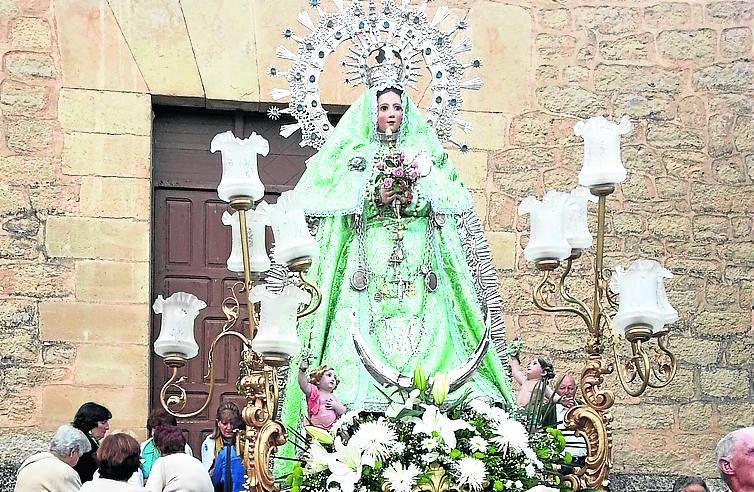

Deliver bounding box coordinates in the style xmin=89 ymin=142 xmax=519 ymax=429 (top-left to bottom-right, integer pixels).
xmin=277 ymin=47 xmax=516 ymax=459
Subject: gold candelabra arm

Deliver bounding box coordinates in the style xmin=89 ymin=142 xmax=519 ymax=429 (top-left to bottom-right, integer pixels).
xmin=297 ymin=269 xmax=322 ymax=319
xmin=533 ymin=268 xmax=593 ymax=329
xmin=557 ymin=253 xmax=594 ymax=323
xmin=612 ymin=336 xmax=651 ymax=397
xmin=647 ymin=334 xmax=677 ymax=388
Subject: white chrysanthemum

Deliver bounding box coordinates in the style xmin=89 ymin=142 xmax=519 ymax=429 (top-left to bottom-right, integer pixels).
xmin=452 ymin=457 xmax=486 ymax=492
xmin=330 ymin=410 xmax=361 ymax=436
xmin=514 ymin=480 xmax=523 ymax=489
xmin=421 ymin=437 xmax=439 ymax=451
xmin=383 ymin=462 xmax=421 ymax=492
xmin=351 ymin=420 xmax=398 ymax=466
xmin=525 ymin=462 xmax=536 ymax=477
xmin=524 ymin=485 xmax=560 ymax=492
xmin=490 ymin=417 xmax=529 ymax=455
xmin=469 ymin=435 xmax=488 ymax=453
xmin=421 ymin=451 xmax=439 ymax=464
xmin=468 ymin=399 xmax=492 ymax=415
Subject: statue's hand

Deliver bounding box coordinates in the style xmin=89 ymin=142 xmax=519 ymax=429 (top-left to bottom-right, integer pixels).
xmin=379 ymin=187 xmax=397 ymax=205
xmin=299 ymin=359 xmax=309 ymax=371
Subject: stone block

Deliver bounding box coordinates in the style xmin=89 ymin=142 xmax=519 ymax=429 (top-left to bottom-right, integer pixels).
xmin=487 ymin=231 xmax=515 ymax=270
xmin=595 ymin=64 xmax=682 ymax=93
xmin=41 ymin=384 xmax=148 ymax=430
xmin=693 ymin=61 xmax=754 ymax=93
xmin=9 ymin=17 xmax=51 ymax=50
xmin=0 ymin=0 xmax=19 ymax=17
xmin=562 ymin=66 xmax=589 ymax=85
xmin=646 ymin=123 xmax=704 ymax=150
xmin=4 ymin=117 xmax=53 ymax=152
xmin=706 ymin=2 xmax=754 ymax=23
xmin=469 ymin=190 xmax=486 ymax=228
xmin=666 ymin=257 xmax=722 ymax=280
xmin=574 ymin=6 xmax=640 ymax=34
xmin=693 ymin=215 xmax=729 ymax=242
xmin=709 ymin=113 xmax=736 ymax=158
xmin=0 ymin=261 xmax=74 ymax=298
xmin=181 ymin=0 xmax=259 ymax=102
xmin=654 ymin=176 xmax=689 ymax=199
xmin=717 ymin=403 xmax=754 ymax=432
xmin=79 ymin=177 xmax=150 ymax=220
xmin=721 ymin=27 xmax=753 ymax=58
xmin=75 ymin=343 xmax=148 ymax=385
xmin=662 ymin=150 xmax=707 ymax=179
xmin=644 ymin=367 xmax=696 ymax=402
xmin=644 ymin=3 xmax=695 ymax=27
xmin=712 ymin=155 xmax=749 ymax=184
xmin=487 ymin=192 xmax=516 ymax=231
xmin=536 ymin=65 xmax=559 ymax=85
xmin=75 ymin=260 xmax=149 ymax=303
xmin=647 ymin=214 xmax=691 ymax=240
xmin=108 ymin=0 xmax=203 ymax=97
xmin=0 ymin=80 xmax=48 ymax=114
xmin=4 ymin=366 xmax=69 ymax=388
xmin=39 ymin=301 xmax=149 ymax=344
xmin=719 ymin=242 xmax=754 ymax=264
xmin=455 ymin=110 xmax=508 ymax=151
xmin=673 ymin=336 xmax=722 ymax=366
xmin=490 ymin=146 xmax=554 ymax=174
xmin=657 ymin=29 xmax=715 ymax=61
xmin=710 ymin=94 xmax=753 ymax=115
xmin=58 ymin=89 xmax=151 ymax=135
xmin=705 ymin=283 xmax=742 ymax=311
xmin=543 ymin=167 xmax=577 ymax=191
xmin=41 ymin=341 xmax=76 ymax=365
xmin=693 ymin=311 xmax=750 ymax=336
xmin=447 ymin=149 xmax=487 ymax=189
xmin=3 ymin=51 xmax=54 ymax=78
xmin=730 ymin=215 xmax=752 ymax=239
xmin=462 ymin=2 xmax=531 ymax=113
xmin=536 ymin=86 xmax=606 ymax=118
xmin=55 ymin=0 xmax=147 ymax=93
xmin=677 ymin=96 xmax=707 ymax=128
xmin=614 ymin=93 xmax=675 ymax=121
xmin=538 ymin=9 xmax=570 ymax=31
xmin=0 ymin=185 xmax=30 ymax=218
xmin=691 ymin=182 xmax=754 ymax=214
xmin=509 ymin=112 xmax=579 ymax=147
xmin=492 ymin=170 xmax=541 ymax=197
xmin=599 ymin=33 xmax=653 ymax=61
xmin=45 ymin=216 xmax=149 ymax=261
xmin=0 ymin=234 xmax=37 ymax=260
xmin=678 ymin=402 xmax=714 ymax=432
xmin=734 ymin=114 xmax=754 ymax=152
xmin=700 ymin=367 xmax=749 ymax=399
xmin=611 ymin=404 xmax=674 ymax=431
xmin=613 ymin=213 xmax=644 ymax=235
xmin=620 ymin=173 xmax=654 ymax=201
xmin=29 ymin=180 xmax=81 ymax=217
xmin=0 ymin=155 xmax=57 ymax=186
xmin=535 ymin=34 xmax=577 ymax=61
xmin=62 ymin=132 xmax=151 ymax=178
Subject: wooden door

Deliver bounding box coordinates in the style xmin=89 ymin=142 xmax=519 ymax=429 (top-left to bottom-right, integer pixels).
xmin=151 ymin=105 xmax=317 ymax=455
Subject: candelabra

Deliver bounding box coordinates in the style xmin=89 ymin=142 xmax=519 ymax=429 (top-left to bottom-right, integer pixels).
xmin=152 ymin=130 xmax=322 ymax=492
xmin=519 ymin=116 xmax=678 ymax=491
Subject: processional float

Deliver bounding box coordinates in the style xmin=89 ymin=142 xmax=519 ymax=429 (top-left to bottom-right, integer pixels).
xmin=151 ymin=1 xmax=678 ymax=491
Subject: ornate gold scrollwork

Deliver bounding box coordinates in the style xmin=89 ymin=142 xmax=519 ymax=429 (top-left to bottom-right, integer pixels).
xmin=580 ymin=355 xmax=615 ymax=412
xmin=562 ymin=403 xmax=612 ymax=491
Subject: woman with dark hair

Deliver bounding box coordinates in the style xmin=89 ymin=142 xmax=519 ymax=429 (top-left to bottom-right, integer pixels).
xmin=79 ymin=433 xmax=146 ymax=491
xmin=200 ymin=402 xmax=245 ymax=492
xmin=71 ymin=401 xmax=112 ymax=483
xmin=672 ymin=476 xmax=709 ymax=492
xmin=140 ymin=408 xmax=193 ymax=479
xmin=144 ymin=426 xmax=212 ymax=492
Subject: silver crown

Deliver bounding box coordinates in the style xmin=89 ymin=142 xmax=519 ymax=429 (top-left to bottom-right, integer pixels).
xmin=364 ymin=46 xmax=405 ymax=89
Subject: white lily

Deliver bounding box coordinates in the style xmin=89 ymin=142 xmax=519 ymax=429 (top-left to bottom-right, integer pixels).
xmin=307 ymin=440 xmax=332 ymax=475
xmin=412 ymin=404 xmax=471 ymax=450
xmin=430 ymin=372 xmax=450 ymax=405
xmin=327 ymin=437 xmax=365 ymax=492
xmin=386 ymin=389 xmax=420 ymax=420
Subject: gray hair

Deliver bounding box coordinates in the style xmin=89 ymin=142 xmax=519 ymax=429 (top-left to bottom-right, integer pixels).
xmin=49 ymin=425 xmax=91 ymax=458
xmin=715 ymin=427 xmax=754 ymax=481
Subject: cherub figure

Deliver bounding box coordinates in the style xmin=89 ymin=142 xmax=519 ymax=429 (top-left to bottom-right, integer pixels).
xmin=509 ymin=351 xmax=555 ymax=408
xmin=298 ymin=359 xmax=347 ymax=431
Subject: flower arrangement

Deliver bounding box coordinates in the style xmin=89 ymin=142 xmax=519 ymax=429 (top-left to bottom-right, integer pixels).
xmin=286 ymin=367 xmax=566 ymax=492
xmin=374 ymin=152 xmax=432 ymax=206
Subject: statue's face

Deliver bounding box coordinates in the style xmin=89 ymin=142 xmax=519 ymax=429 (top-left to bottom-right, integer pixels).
xmin=376 ymin=91 xmax=403 ymax=133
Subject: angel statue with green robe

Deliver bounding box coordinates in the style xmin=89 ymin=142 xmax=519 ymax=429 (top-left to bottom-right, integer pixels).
xmin=269 ymin=1 xmax=516 ymax=471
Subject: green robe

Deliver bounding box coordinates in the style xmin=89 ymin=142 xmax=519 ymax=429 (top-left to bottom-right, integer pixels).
xmin=277 ymin=88 xmax=514 ymax=470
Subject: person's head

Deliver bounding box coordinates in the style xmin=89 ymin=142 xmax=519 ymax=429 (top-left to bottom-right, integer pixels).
xmin=212 ymin=402 xmax=243 ymax=441
xmin=95 ymin=433 xmax=141 ymax=481
xmin=49 ymin=424 xmax=92 ymax=467
xmin=557 ymin=374 xmax=577 ymax=402
xmin=153 ymin=425 xmax=186 ymax=456
xmin=526 ymin=358 xmax=554 ymax=381
xmin=716 ymin=427 xmax=754 ymax=490
xmin=672 ymin=476 xmax=709 ymax=492
xmin=309 ymin=365 xmax=339 ymax=392
xmin=146 ymin=408 xmax=178 ymax=437
xmin=72 ymin=402 xmax=111 ymax=439
xmin=376 ymin=87 xmax=403 ymax=134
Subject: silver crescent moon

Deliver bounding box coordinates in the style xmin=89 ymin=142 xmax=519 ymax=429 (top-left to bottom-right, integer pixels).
xmin=348 ymin=309 xmax=492 ymax=393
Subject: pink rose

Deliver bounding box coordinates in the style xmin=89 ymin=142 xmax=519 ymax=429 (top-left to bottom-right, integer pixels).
xmin=376 ymin=162 xmax=385 ymax=171
xmin=409 ymin=170 xmax=419 ymax=180
xmin=392 ymin=166 xmax=404 ymax=177
xmin=406 ymin=192 xmax=414 ymax=202
xmin=383 ymin=177 xmax=394 ymax=189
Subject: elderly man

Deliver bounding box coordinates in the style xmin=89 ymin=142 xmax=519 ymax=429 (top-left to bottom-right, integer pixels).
xmin=15 ymin=424 xmax=92 ymax=492
xmin=716 ymin=427 xmax=754 ymax=492
xmin=555 ymin=374 xmax=587 ymax=466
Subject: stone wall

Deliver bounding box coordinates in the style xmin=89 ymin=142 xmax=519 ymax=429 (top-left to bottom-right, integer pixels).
xmin=0 ymin=0 xmax=751 ymax=487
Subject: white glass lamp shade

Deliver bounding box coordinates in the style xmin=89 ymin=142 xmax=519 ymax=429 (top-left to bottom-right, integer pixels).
xmin=249 ymin=284 xmax=310 ymax=358
xmin=518 ymin=191 xmax=573 ymax=262
xmin=574 ymin=115 xmax=632 ymax=187
xmin=656 ymin=274 xmax=679 ymax=335
xmin=211 ymin=130 xmax=269 ymax=202
xmin=565 ymin=187 xmax=598 ymax=250
xmin=610 ymin=260 xmax=675 ymax=336
xmin=257 ymin=191 xmax=318 ymax=265
xmin=221 ymin=209 xmax=271 ymax=274
xmin=152 ymin=292 xmax=207 ymax=359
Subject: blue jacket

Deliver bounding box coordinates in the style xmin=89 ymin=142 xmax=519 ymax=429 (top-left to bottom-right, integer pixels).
xmin=210 ymin=444 xmax=245 ymax=492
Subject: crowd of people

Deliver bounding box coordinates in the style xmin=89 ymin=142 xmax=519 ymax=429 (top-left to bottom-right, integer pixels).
xmin=14 ymin=401 xmax=246 ymax=492
xmin=11 ymin=397 xmax=754 ymax=491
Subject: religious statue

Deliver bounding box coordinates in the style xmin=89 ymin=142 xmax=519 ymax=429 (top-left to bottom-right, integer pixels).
xmin=268 ymin=0 xmax=516 ymax=470
xmin=298 ymin=358 xmax=346 ymax=431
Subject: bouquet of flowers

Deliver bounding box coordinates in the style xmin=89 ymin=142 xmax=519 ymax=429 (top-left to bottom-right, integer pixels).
xmin=374 ymin=152 xmax=432 ymax=206
xmin=286 ymin=367 xmax=566 ymax=492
